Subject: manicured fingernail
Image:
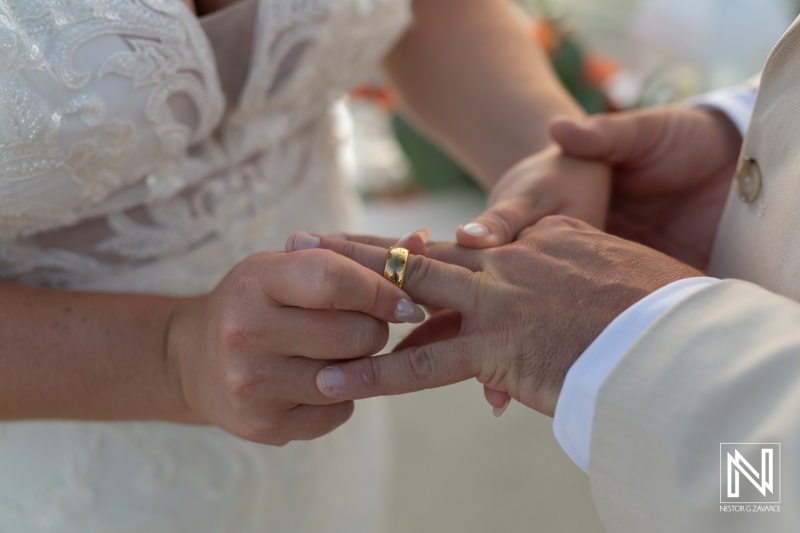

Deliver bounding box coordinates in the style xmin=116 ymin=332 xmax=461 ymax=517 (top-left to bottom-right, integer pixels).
xmin=393 ymin=298 xmax=425 ymax=324
xmin=462 ymin=222 xmax=490 ymax=237
xmin=293 ymin=232 xmax=320 ymax=251
xmin=319 ymin=367 xmax=343 ymax=391
xmin=398 ymin=227 xmax=431 ymax=244
xmin=493 ymin=397 xmax=511 ymax=417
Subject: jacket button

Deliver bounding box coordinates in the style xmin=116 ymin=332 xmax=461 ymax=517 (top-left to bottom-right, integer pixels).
xmin=736 ymin=158 xmax=762 ymax=203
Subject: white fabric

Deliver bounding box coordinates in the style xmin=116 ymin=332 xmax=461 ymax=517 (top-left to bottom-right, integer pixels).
xmin=686 ymin=85 xmax=758 ymax=137
xmin=0 ymin=0 xmax=411 ymax=531
xmin=553 ymin=277 xmax=719 ymax=473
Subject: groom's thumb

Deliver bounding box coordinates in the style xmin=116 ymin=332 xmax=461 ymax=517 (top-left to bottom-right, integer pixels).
xmin=550 ymin=114 xmax=642 ymax=164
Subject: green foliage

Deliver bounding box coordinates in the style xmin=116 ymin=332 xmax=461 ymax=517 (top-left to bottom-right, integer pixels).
xmin=553 ymin=38 xmax=607 ymax=115
xmin=392 ymin=115 xmax=476 ymax=191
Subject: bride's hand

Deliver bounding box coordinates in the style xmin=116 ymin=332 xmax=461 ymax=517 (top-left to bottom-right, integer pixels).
xmin=456 ymin=145 xmax=611 ymax=248
xmin=297 ymin=219 xmax=699 ymax=417
xmin=166 ymin=245 xmax=424 ymax=445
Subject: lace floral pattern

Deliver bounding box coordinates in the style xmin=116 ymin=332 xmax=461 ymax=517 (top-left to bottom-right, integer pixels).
xmin=0 ymin=0 xmax=224 ymax=238
xmin=0 ymin=119 xmax=332 ymax=287
xmin=0 ymin=0 xmax=410 ymax=286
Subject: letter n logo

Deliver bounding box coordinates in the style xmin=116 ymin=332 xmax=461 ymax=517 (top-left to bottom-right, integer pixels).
xmin=720 ymin=443 xmax=780 ymax=504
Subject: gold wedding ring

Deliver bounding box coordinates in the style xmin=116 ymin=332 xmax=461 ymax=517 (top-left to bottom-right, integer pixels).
xmin=384 ymin=246 xmax=409 ymax=288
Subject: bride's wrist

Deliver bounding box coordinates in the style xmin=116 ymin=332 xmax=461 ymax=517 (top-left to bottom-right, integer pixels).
xmin=163 ymin=296 xmax=208 ymax=424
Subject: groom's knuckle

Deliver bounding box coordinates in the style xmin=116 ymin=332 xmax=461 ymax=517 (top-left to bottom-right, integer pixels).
xmin=343 ymin=240 xmax=365 ymax=263
xmin=536 ymin=214 xmax=577 ymax=233
xmin=361 ymin=357 xmax=382 ymax=390
xmin=537 ymin=214 xmax=566 ymax=228
xmin=405 ymin=345 xmax=435 ymax=384
xmin=331 ymin=238 xmax=359 ymax=261
xmin=405 ymin=256 xmax=431 ymax=291
xmin=467 ymin=271 xmax=491 ymax=307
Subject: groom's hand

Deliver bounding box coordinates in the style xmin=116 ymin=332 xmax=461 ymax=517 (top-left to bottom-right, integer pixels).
xmin=549 ymin=106 xmax=742 ymax=270
xmin=287 ymin=220 xmax=701 ymax=416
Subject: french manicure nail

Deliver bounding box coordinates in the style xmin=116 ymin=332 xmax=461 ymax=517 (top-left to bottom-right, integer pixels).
xmin=462 ymin=222 xmax=490 ymax=238
xmin=493 ymin=398 xmax=511 ymax=418
xmin=398 ymin=227 xmax=431 ymax=244
xmin=293 ymin=232 xmax=320 ymax=251
xmin=319 ymin=367 xmax=343 ymax=391
xmin=393 ymin=298 xmax=426 ymax=324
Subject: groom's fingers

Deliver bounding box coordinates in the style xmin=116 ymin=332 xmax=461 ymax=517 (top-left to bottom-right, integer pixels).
xmin=316 ymin=335 xmax=481 ymax=399
xmin=393 ymin=310 xmax=462 ymax=352
xmin=328 ymin=230 xmax=430 ymax=252
xmin=325 ymin=234 xmax=484 ymax=272
xmin=286 ymin=232 xmax=481 ymax=312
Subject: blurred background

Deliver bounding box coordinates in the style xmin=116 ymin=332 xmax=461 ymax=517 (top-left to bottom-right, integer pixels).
xmin=343 ymin=1 xmax=798 ymax=531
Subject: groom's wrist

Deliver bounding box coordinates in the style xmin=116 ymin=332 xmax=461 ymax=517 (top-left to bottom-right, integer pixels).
xmin=552 ymin=276 xmax=719 ymax=473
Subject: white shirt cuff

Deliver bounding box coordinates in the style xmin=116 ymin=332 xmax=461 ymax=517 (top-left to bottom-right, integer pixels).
xmin=685 ymin=86 xmax=757 ymax=138
xmin=552 ymin=276 xmax=720 ymax=474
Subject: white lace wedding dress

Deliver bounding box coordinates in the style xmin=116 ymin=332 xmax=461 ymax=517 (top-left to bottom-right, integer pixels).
xmin=0 ymin=0 xmax=410 ymax=530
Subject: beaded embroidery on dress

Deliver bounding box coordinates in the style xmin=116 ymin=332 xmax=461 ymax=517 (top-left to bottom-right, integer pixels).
xmin=0 ymin=0 xmax=410 ymax=530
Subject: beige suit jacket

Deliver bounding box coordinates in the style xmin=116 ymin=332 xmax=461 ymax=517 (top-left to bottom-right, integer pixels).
xmin=588 ymin=16 xmax=800 ymax=532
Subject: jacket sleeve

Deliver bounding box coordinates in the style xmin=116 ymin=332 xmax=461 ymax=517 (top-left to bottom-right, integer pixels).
xmin=589 ymin=279 xmax=799 ymax=532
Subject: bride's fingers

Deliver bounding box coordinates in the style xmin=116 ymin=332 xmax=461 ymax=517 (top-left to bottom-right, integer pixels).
xmin=275 ymin=309 xmax=389 ymax=359
xmin=326 ymin=234 xmax=402 ymax=248
xmin=456 ymin=197 xmax=546 ymax=249
xmin=225 ymin=356 xmax=349 ymax=416
xmin=308 ymin=232 xmax=484 ymax=272
xmin=393 ymin=310 xmax=461 ymax=352
xmin=327 ymin=228 xmax=430 ymax=250
xmin=261 ymin=249 xmax=424 ymax=324
xmin=286 ymin=233 xmax=480 ymax=312
xmin=337 ymin=227 xmax=432 ymax=254
xmin=394 ymin=228 xmax=429 ymax=256
xmin=316 ymin=335 xmax=482 ymax=400
xmin=266 ymin=402 xmax=355 ymax=443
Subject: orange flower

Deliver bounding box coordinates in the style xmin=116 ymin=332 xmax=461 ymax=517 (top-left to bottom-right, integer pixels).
xmin=350 ymin=84 xmax=397 ymax=111
xmin=530 ymin=18 xmax=559 ymax=55
xmin=583 ymin=53 xmax=620 ymax=86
